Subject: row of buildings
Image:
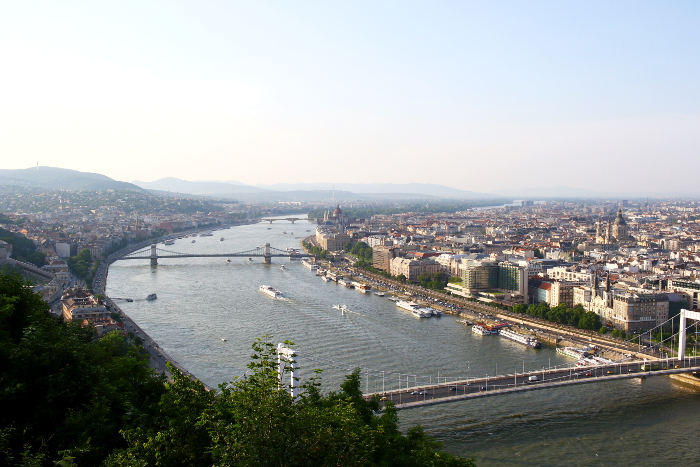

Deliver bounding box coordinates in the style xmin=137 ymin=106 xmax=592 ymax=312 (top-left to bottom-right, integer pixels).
xmin=313 ymin=200 xmax=700 ymax=332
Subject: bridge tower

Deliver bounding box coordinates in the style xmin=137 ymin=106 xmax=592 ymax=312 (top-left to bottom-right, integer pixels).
xmin=277 ymin=343 xmax=299 ymax=400
xmin=678 ymin=308 xmax=700 ymax=360
xmin=263 ymin=243 xmax=271 ymax=263
xmin=150 ymin=244 xmax=158 ymax=266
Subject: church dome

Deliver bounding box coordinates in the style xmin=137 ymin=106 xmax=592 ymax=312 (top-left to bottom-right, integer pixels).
xmin=332 ymin=204 xmax=342 ymax=217
xmin=613 ymin=209 xmax=627 ymax=226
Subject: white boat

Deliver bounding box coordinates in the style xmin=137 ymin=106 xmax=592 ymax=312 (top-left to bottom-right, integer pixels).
xmin=396 ymin=300 xmax=432 ymax=318
xmin=498 ymin=328 xmax=541 ymax=348
xmin=428 ymin=308 xmax=441 ymax=317
xmin=221 ymin=338 xmax=227 ymax=341
xmin=220 ymin=237 xmax=225 ymax=241
xmin=200 ymin=231 xmax=213 ymax=237
xmin=356 ymin=284 xmax=372 ymax=293
xmin=321 ymin=276 xmax=332 ymax=282
xmin=374 ymin=291 xmax=385 ymax=297
xmin=248 ymin=258 xmax=253 ymax=262
xmin=332 ymin=304 xmax=348 ymax=311
xmin=226 ymin=258 xmax=231 ymax=263
xmin=556 ymin=347 xmax=589 ymax=359
xmin=301 ymin=259 xmax=319 ymax=270
xmin=280 ymin=265 xmax=285 ymax=270
xmin=163 ymin=240 xmax=175 ymax=245
xmin=259 ymin=285 xmax=283 ymax=299
xmin=191 ymin=239 xmax=196 ymax=243
xmin=472 ymin=324 xmax=496 ymax=335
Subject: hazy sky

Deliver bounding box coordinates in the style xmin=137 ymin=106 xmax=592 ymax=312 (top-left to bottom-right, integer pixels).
xmin=1 ymin=1 xmax=698 ymax=193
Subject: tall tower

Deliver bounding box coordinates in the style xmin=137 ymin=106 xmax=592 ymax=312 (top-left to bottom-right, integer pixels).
xmin=612 ymin=209 xmax=628 ymax=241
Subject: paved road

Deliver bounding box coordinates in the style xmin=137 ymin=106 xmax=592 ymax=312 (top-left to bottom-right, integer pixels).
xmin=371 ymin=356 xmax=700 ymax=408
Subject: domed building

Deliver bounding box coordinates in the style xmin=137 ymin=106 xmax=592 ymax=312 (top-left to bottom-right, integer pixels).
xmin=612 ymin=208 xmax=629 ymax=241
xmin=595 ymin=209 xmax=633 ymax=244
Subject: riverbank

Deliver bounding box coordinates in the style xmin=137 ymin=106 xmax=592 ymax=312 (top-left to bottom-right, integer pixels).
xmin=94 ymin=225 xmax=244 ymax=388
xmin=299 ymin=237 xmax=650 ymax=360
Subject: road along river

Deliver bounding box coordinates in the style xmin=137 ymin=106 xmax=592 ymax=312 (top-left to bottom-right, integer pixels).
xmin=106 ymin=215 xmax=700 ymax=466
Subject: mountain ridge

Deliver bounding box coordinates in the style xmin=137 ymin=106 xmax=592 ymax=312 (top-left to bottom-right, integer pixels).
xmin=0 ymin=167 xmax=146 ymax=192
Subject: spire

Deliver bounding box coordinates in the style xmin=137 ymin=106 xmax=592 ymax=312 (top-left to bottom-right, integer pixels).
xmin=605 ymin=274 xmax=611 ymax=292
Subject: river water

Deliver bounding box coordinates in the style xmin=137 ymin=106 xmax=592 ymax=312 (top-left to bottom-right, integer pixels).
xmin=107 ymin=216 xmax=700 ymax=466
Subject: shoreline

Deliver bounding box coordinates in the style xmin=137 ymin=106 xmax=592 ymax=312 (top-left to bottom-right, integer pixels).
xmin=95 ymin=224 xmax=248 ymax=389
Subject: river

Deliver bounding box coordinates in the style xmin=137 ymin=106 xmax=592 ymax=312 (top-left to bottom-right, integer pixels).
xmin=106 ymin=216 xmax=700 ymax=466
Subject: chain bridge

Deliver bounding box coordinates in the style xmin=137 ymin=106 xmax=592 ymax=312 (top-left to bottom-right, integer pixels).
xmin=116 ymin=243 xmax=308 ymax=265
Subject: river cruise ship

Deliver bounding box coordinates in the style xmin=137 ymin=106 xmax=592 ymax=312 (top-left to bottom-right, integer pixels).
xmin=258 ymin=285 xmax=283 ymax=299
xmin=300 ymin=259 xmax=319 ymax=270
xmin=396 ymin=300 xmax=432 ymax=318
xmin=472 ymin=323 xmax=497 ymax=335
xmin=498 ymin=328 xmax=542 ymax=348
xmin=556 ymin=346 xmax=592 ymax=359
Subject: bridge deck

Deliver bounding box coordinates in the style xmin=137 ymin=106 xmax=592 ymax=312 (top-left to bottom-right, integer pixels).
xmin=368 ymin=358 xmax=700 ymax=410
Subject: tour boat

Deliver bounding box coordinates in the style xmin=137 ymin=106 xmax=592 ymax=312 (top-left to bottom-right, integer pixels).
xmin=259 ymin=285 xmax=283 ymax=299
xmin=498 ymin=328 xmax=542 ymax=348
xmin=146 ymin=293 xmax=157 ymax=301
xmin=396 ymin=300 xmax=432 ymax=318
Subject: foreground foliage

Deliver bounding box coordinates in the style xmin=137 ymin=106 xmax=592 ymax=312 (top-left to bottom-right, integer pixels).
xmin=0 ymin=272 xmax=475 ymax=466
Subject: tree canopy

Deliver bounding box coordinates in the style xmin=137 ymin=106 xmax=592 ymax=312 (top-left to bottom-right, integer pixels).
xmin=0 ymin=272 xmax=475 ymax=466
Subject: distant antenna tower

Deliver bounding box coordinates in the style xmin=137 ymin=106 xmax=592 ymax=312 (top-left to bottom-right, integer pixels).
xmin=332 ymin=184 xmax=335 ymax=205
xmin=36 ymin=161 xmax=39 ymax=170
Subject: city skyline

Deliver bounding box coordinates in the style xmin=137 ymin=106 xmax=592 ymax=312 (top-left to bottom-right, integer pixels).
xmin=1 ymin=1 xmax=699 ymax=193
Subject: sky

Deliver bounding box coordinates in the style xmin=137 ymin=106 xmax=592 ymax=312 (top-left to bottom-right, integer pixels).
xmin=1 ymin=1 xmax=699 ymax=194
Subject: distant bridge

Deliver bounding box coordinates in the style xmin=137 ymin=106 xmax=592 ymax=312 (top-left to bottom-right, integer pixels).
xmin=115 ymin=243 xmax=309 ymax=265
xmin=259 ymin=217 xmax=314 ymax=224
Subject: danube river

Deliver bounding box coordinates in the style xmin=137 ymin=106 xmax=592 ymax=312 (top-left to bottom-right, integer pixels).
xmin=107 ymin=216 xmax=700 ymax=466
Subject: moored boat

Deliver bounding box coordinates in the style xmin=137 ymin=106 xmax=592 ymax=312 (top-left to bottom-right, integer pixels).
xmin=472 ymin=324 xmax=497 ymax=335
xmin=146 ymin=293 xmax=157 ymax=300
xmin=498 ymin=328 xmax=541 ymax=348
xmin=396 ymin=300 xmax=432 ymax=318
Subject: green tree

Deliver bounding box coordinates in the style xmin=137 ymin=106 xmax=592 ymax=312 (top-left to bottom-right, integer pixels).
xmin=0 ymin=271 xmax=165 ymax=465
xmin=108 ymin=338 xmax=475 ymax=467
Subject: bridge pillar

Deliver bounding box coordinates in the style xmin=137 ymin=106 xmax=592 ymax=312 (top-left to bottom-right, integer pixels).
xmin=269 ymin=219 xmax=273 ymax=224
xmin=678 ymin=309 xmax=700 ymax=360
xmin=150 ymin=244 xmax=158 ymax=266
xmin=277 ymin=343 xmax=299 ymax=400
xmin=263 ymin=243 xmax=271 ymax=264
xmin=290 ymin=219 xmax=295 ymax=224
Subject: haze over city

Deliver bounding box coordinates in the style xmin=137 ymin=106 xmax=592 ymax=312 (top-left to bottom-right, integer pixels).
xmin=2 ymin=1 xmax=699 ymax=194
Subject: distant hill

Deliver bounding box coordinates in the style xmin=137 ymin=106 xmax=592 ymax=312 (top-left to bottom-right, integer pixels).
xmin=0 ymin=167 xmax=145 ymax=192
xmin=131 ymin=179 xmax=493 ymax=201
xmin=132 ymin=177 xmax=268 ymax=195
xmin=492 ymin=186 xmax=700 ymax=199
xmin=254 ymin=182 xmax=494 ymax=199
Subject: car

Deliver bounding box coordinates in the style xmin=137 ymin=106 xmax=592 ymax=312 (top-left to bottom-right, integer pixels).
xmin=449 ymin=386 xmax=458 ymax=391
xmin=606 ymin=370 xmax=614 ymax=374
xmin=479 ymin=386 xmax=486 ymax=391
xmin=418 ymin=390 xmax=428 ymax=395
xmin=628 ymin=368 xmax=636 ymax=373
xmin=675 ymin=365 xmax=681 ymax=369
xmin=411 ymin=390 xmax=420 ymax=395
xmin=379 ymin=396 xmax=387 ymax=401
xmin=585 ymin=373 xmax=592 ymax=377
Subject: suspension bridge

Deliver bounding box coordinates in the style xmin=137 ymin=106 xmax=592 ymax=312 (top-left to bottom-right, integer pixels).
xmin=280 ymin=309 xmax=700 ymax=410
xmin=115 ymin=243 xmax=309 ymax=265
